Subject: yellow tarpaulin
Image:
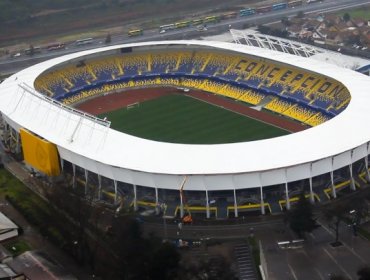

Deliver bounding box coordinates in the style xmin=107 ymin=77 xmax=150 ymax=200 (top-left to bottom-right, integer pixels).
xmin=20 ymin=128 xmax=60 ymax=176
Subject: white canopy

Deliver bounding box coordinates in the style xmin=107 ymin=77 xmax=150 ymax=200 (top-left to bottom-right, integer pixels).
xmin=1 ymin=40 xmax=370 ymax=190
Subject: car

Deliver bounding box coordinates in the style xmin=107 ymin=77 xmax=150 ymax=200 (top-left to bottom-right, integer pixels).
xmin=160 ymin=30 xmax=166 ymax=34
xmin=11 ymin=53 xmax=21 ymax=58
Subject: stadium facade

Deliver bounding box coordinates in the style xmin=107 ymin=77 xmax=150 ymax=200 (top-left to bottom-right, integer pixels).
xmin=1 ymin=40 xmax=370 ymax=218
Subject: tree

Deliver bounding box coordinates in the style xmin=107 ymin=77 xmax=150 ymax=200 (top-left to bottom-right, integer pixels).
xmin=357 ymin=266 xmax=370 ymax=280
xmin=105 ymin=33 xmax=112 ymax=44
xmin=323 ymin=191 xmax=369 ymax=245
xmin=343 ymin=12 xmax=351 ymax=22
xmin=286 ymin=192 xmax=316 ymax=238
xmin=109 ymin=216 xmax=180 ymax=280
xmin=296 ymin=11 xmax=304 ymax=18
xmin=281 ymin=17 xmax=291 ymax=27
xmin=28 ymin=44 xmax=34 ymax=56
xmin=176 ymin=255 xmax=238 ymax=280
xmin=329 ymin=275 xmax=349 ymax=280
xmin=323 ymin=201 xmax=348 ymax=246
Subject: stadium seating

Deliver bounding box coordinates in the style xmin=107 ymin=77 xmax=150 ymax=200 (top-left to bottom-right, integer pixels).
xmin=34 ymin=49 xmax=350 ymax=126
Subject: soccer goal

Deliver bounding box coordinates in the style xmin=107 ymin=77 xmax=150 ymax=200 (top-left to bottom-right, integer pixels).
xmin=126 ymin=102 xmax=140 ymax=110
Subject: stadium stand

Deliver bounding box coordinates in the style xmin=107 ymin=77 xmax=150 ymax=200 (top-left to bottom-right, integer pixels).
xmin=35 ymin=49 xmax=351 ymax=126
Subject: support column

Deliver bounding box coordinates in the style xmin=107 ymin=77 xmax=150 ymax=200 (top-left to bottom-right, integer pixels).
xmin=84 ymin=169 xmax=88 ymax=196
xmin=15 ymin=132 xmax=20 ymax=154
xmin=260 ymin=185 xmax=265 ymax=215
xmin=309 ymin=163 xmax=314 ymax=203
xmin=365 ymin=155 xmax=370 ymax=182
xmin=349 ymin=163 xmax=356 ymax=191
xmin=155 ymin=188 xmax=159 ymax=215
xmin=330 ymin=160 xmax=337 ymax=198
xmin=98 ymin=175 xmax=102 ymax=200
xmin=155 ymin=188 xmax=159 ymax=205
xmin=113 ymin=180 xmax=118 ymax=204
xmin=233 ymin=188 xmax=238 ymax=218
xmin=179 ymin=190 xmax=184 ymax=218
xmin=205 ymin=189 xmax=210 ymax=219
xmin=285 ymin=181 xmax=290 ymax=210
xmin=72 ymin=164 xmax=76 ymax=188
xmin=60 ymin=158 xmax=64 ymax=172
xmin=285 ymin=169 xmax=290 ymax=210
xmin=133 ymin=184 xmax=138 ymax=211
xmin=284 ymin=170 xmax=290 ymax=210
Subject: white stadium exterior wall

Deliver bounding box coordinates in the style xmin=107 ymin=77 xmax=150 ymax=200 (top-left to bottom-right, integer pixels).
xmin=1 ymin=40 xmax=370 ymax=192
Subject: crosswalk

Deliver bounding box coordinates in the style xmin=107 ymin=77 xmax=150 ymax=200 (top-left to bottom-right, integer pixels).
xmin=234 ymin=243 xmax=258 ymax=280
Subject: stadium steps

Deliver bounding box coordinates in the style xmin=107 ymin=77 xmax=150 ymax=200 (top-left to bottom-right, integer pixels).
xmin=255 ymin=95 xmax=275 ymax=107
xmin=216 ymin=198 xmax=228 ymax=219
xmin=317 ymin=190 xmax=329 ymax=202
xmin=234 ymin=242 xmax=258 ymax=280
xmin=165 ymin=203 xmax=178 ymax=218
xmin=266 ymin=199 xmax=281 ymax=214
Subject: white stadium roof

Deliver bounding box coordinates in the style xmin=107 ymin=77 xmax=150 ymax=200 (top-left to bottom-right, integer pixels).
xmin=1 ymin=40 xmax=370 ymax=190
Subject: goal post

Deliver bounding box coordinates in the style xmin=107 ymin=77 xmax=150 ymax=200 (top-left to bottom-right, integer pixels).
xmin=126 ymin=102 xmax=140 ymax=110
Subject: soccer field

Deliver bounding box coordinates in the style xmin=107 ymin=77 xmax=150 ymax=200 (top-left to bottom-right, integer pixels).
xmin=100 ymin=94 xmax=289 ymax=144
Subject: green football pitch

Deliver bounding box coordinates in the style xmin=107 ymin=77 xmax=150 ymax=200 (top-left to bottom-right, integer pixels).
xmin=100 ymin=94 xmax=289 ymax=144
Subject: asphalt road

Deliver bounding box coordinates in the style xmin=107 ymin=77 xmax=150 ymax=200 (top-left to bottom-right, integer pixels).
xmin=1 ymin=0 xmax=369 ymax=75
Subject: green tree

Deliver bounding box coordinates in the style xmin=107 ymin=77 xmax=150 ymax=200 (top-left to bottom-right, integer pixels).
xmin=296 ymin=11 xmax=304 ymax=18
xmin=357 ymin=266 xmax=370 ymax=280
xmin=105 ymin=33 xmax=111 ymax=44
xmin=343 ymin=12 xmax=351 ymax=22
xmin=28 ymin=44 xmax=34 ymax=56
xmin=286 ymin=192 xmax=316 ymax=238
xmin=323 ymin=191 xmax=369 ymax=245
xmin=281 ymin=17 xmax=291 ymax=27
xmin=323 ymin=201 xmax=348 ymax=246
xmin=329 ymin=275 xmax=349 ymax=280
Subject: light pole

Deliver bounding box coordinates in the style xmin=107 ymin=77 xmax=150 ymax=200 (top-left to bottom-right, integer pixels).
xmin=162 ymin=203 xmax=168 ymax=240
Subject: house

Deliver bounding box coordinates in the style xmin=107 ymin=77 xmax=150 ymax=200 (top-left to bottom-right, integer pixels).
xmin=0 ymin=212 xmax=18 ymax=242
xmin=7 ymin=251 xmax=77 ymax=280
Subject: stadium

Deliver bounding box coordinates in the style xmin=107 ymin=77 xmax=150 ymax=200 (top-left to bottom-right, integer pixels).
xmin=1 ymin=40 xmax=370 ymax=219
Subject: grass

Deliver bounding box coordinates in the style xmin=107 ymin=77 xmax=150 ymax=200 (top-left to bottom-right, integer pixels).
xmin=337 ymin=6 xmax=370 ymax=19
xmin=4 ymin=239 xmax=32 ymax=256
xmin=0 ymin=169 xmax=72 ymax=249
xmin=100 ymin=94 xmax=288 ymax=144
xmin=358 ymin=226 xmax=370 ymax=241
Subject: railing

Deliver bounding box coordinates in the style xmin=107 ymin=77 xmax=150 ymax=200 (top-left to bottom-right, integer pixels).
xmin=18 ymin=83 xmax=111 ymax=128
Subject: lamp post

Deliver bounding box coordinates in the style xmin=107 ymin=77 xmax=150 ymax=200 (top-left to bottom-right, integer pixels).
xmin=162 ymin=203 xmax=168 ymax=240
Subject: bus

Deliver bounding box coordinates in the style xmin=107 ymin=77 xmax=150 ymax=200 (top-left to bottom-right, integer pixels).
xmin=159 ymin=24 xmax=176 ymax=32
xmin=221 ymin=12 xmax=238 ymax=20
xmin=192 ymin=19 xmax=203 ymax=26
xmin=288 ymin=0 xmax=303 ymax=7
xmin=256 ymin=6 xmax=272 ymax=13
xmin=203 ymin=15 xmax=220 ymax=23
xmin=46 ymin=43 xmax=65 ymax=51
xmin=240 ymin=8 xmax=255 ymax=17
xmin=75 ymin=38 xmax=94 ymax=46
xmin=175 ymin=21 xmax=191 ymax=29
xmin=272 ymin=3 xmax=288 ymax=10
xmin=128 ymin=29 xmax=144 ymax=37
xmin=24 ymin=46 xmax=41 ymax=55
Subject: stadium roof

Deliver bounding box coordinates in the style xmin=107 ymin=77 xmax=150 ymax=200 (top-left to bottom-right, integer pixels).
xmin=1 ymin=40 xmax=370 ymax=190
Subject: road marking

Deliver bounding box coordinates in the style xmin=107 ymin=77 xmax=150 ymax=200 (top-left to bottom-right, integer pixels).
xmin=309 ymin=232 xmax=316 ymax=239
xmin=287 ymin=263 xmax=298 ymax=280
xmin=301 ymin=250 xmax=325 ymax=280
xmin=323 ymin=248 xmax=353 ymax=280
xmin=314 ymin=267 xmax=325 ymax=280
xmin=319 ymin=221 xmax=367 ymax=264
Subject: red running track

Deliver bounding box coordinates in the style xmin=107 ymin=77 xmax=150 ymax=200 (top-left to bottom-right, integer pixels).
xmin=76 ymin=88 xmax=308 ymax=133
